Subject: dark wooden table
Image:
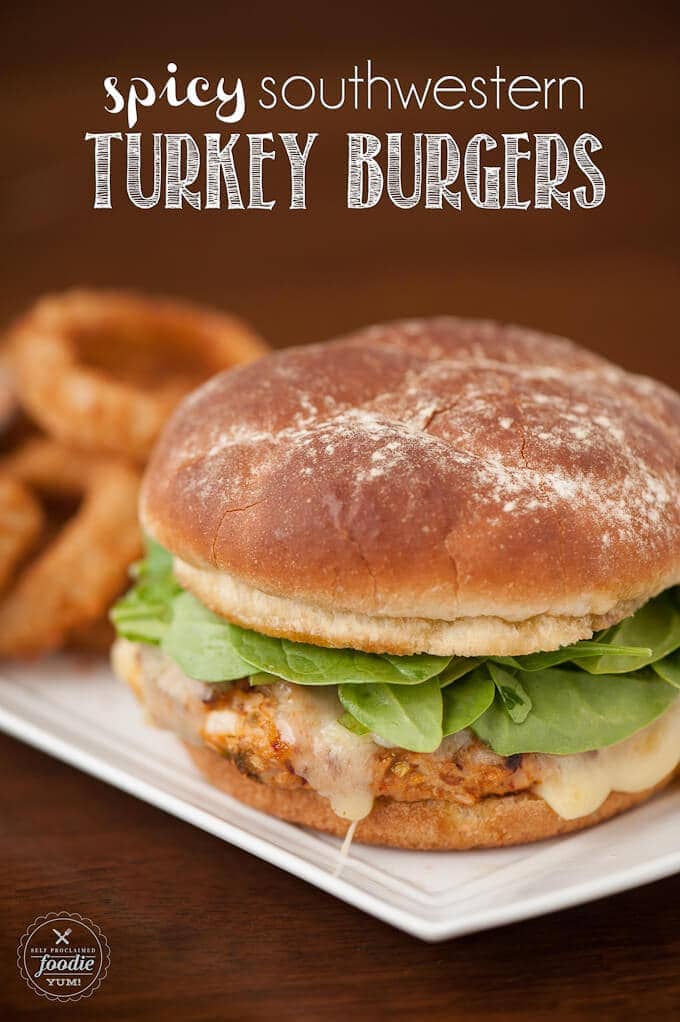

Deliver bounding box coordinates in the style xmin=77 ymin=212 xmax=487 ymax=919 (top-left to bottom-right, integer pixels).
xmin=2 ymin=733 xmax=679 ymax=1021
xmin=1 ymin=2 xmax=679 ymax=1018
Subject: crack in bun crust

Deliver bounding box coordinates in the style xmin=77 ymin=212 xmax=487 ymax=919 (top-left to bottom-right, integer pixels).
xmin=142 ymin=318 xmax=680 ymax=655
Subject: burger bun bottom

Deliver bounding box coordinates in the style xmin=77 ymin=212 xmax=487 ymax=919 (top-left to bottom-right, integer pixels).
xmin=184 ymin=743 xmax=678 ymax=850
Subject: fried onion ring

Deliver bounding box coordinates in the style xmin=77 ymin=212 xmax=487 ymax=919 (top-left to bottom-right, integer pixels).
xmin=0 ymin=439 xmax=142 ymax=658
xmin=67 ymin=616 xmax=117 ymax=655
xmin=0 ymin=370 xmax=13 ymax=429
xmin=10 ymin=289 xmax=268 ymax=461
xmin=0 ymin=351 xmax=19 ymax=446
xmin=0 ymin=473 xmax=43 ymax=597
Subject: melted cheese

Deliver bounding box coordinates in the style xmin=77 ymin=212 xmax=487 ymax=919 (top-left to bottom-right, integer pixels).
xmin=272 ymin=684 xmax=376 ymax=822
xmin=203 ymin=707 xmax=242 ymax=740
xmin=534 ymin=700 xmax=680 ymax=819
xmin=333 ymin=819 xmax=360 ymax=877
xmin=113 ymin=639 xmax=212 ymax=742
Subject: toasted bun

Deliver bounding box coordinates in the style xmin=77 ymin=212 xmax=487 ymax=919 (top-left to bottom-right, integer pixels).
xmin=142 ymin=318 xmax=680 ymax=656
xmin=185 ymin=743 xmax=679 ymax=850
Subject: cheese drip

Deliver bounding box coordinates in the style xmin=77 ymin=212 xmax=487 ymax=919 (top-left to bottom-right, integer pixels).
xmin=272 ymin=684 xmax=376 ymax=822
xmin=534 ymin=700 xmax=680 ymax=820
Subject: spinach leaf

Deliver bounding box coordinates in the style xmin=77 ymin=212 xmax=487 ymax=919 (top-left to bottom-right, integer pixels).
xmin=493 ymin=641 xmax=651 ymax=673
xmin=112 ymin=541 xmax=451 ymax=685
xmin=248 ymin=671 xmax=283 ymax=686
xmin=229 ymin=626 xmax=451 ymax=686
xmin=488 ymin=662 xmax=532 ymax=723
xmin=111 ymin=543 xmax=680 ymax=756
xmin=574 ymin=589 xmax=680 ymax=674
xmin=110 ymin=538 xmax=181 ymax=644
xmin=652 ymin=652 xmax=680 ymax=690
xmin=140 ymin=538 xmax=176 ymax=580
xmin=382 ymin=652 xmax=453 ymax=682
xmin=442 ymin=669 xmax=496 ymax=736
xmin=337 ymin=712 xmax=370 ymax=736
xmin=338 ymin=679 xmax=443 ymax=752
xmin=161 ymin=591 xmax=252 ymax=682
xmin=472 ymin=667 xmax=678 ymax=756
xmin=438 ymin=657 xmax=485 ymax=687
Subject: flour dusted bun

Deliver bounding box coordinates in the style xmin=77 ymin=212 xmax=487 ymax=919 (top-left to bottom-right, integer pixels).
xmin=184 ymin=744 xmax=679 ymax=850
xmin=142 ymin=318 xmax=680 ymax=656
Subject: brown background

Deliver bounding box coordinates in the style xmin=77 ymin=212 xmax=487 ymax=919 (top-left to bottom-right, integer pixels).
xmin=1 ymin=1 xmax=679 ymax=1018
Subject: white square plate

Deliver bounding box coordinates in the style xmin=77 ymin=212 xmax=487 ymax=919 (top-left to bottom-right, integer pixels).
xmin=1 ymin=657 xmax=678 ymax=942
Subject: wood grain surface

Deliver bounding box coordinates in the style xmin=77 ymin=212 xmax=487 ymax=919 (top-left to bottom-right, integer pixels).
xmin=1 ymin=1 xmax=679 ymax=1018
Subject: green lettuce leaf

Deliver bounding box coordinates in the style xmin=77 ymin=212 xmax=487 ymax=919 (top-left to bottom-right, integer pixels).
xmin=442 ymin=669 xmax=496 ymax=736
xmin=574 ymin=589 xmax=680 ymax=674
xmin=338 ymin=679 xmax=443 ymax=752
xmin=228 ymin=626 xmax=451 ymax=686
xmin=161 ymin=591 xmax=252 ymax=682
xmin=472 ymin=667 xmax=678 ymax=756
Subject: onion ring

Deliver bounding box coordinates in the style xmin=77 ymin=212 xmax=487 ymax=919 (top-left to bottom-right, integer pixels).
xmin=0 ymin=439 xmax=142 ymax=658
xmin=0 ymin=473 xmax=43 ymax=597
xmin=0 ymin=371 xmax=13 ymax=430
xmin=67 ymin=616 xmax=117 ymax=655
xmin=10 ymin=289 xmax=268 ymax=461
xmin=0 ymin=351 xmax=19 ymax=446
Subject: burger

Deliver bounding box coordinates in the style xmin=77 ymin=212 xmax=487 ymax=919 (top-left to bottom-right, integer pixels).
xmin=110 ymin=318 xmax=680 ymax=849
